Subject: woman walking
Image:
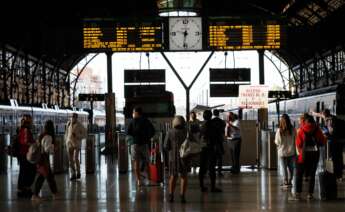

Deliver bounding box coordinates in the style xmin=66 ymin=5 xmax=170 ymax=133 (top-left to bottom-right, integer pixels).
xmin=31 ymin=120 xmax=59 ymax=201
xmin=164 ymin=116 xmax=189 ymax=203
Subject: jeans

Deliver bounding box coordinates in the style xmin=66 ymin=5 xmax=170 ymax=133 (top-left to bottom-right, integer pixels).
xmin=280 ymin=155 xmax=295 ymax=183
xmin=296 ymin=151 xmax=319 ymax=194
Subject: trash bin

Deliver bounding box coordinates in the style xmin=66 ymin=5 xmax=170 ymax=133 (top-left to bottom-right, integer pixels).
xmin=260 ymin=130 xmax=277 ymax=169
xmin=117 ymin=132 xmax=128 ymax=174
xmin=0 ymin=134 xmax=10 ymax=174
xmin=86 ymin=134 xmax=96 ymax=174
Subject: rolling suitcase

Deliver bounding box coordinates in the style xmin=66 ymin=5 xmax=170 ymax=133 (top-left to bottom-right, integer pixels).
xmin=148 ymin=139 xmax=163 ymax=183
xmin=319 ymin=171 xmax=337 ymax=200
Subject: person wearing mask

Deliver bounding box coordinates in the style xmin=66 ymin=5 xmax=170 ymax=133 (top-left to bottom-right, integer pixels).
xmin=226 ymin=112 xmax=241 ymax=174
xmin=312 ymin=109 xmax=344 ymax=182
xmin=211 ymin=109 xmax=226 ymax=177
xmin=199 ymin=110 xmax=222 ymax=192
xmin=31 ymin=120 xmax=59 ymax=201
xmin=127 ymin=107 xmax=155 ymax=187
xmin=290 ymin=114 xmax=326 ymax=200
xmin=164 ymin=116 xmax=189 ymax=203
xmin=65 ymin=113 xmax=87 ymax=181
xmin=17 ymin=115 xmax=36 ymax=198
xmin=274 ymin=114 xmax=296 ymax=187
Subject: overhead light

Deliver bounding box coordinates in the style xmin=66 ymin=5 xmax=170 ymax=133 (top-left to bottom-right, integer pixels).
xmin=157 ymin=0 xmax=201 ymax=17
xmin=159 ymin=10 xmax=198 ymax=17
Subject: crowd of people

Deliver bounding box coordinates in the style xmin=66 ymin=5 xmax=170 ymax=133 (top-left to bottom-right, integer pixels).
xmin=275 ymin=109 xmax=344 ymax=201
xmin=9 ymin=107 xmax=344 ymax=204
xmin=13 ymin=113 xmax=87 ymax=201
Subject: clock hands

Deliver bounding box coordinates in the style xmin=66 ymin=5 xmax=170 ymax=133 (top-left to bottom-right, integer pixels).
xmin=183 ymin=30 xmax=188 ymax=48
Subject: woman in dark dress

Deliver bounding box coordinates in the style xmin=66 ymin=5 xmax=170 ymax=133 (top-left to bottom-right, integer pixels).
xmin=164 ymin=116 xmax=188 ymax=203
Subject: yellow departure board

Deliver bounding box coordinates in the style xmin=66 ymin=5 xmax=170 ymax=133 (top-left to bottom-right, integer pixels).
xmin=208 ymin=23 xmax=282 ymax=50
xmin=83 ymin=20 xmax=164 ymax=52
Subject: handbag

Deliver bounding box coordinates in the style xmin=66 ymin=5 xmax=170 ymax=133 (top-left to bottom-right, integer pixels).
xmin=179 ymin=132 xmax=205 ymax=158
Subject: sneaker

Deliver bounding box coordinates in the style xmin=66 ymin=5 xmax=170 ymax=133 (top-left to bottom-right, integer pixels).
xmin=288 ymin=193 xmax=301 ymax=201
xmin=306 ymin=193 xmax=314 ymax=200
xmin=31 ymin=195 xmax=42 ymax=201
xmin=180 ymin=195 xmax=186 ymax=203
xmin=211 ymin=187 xmax=222 ymax=193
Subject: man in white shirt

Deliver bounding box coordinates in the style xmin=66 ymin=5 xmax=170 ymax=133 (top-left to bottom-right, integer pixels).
xmin=225 ymin=112 xmax=241 ymax=174
xmin=65 ymin=113 xmax=87 ymax=181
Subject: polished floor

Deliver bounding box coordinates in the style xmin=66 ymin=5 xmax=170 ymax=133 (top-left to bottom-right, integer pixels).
xmin=1 ymin=156 xmax=345 ymax=212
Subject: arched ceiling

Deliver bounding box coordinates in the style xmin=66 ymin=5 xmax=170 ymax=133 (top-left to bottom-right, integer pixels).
xmin=1 ymin=0 xmax=344 ymax=72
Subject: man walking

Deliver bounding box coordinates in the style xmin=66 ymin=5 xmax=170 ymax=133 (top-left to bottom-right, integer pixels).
xmin=65 ymin=113 xmax=87 ymax=181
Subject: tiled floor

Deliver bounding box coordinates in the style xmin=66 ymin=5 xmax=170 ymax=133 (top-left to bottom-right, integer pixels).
xmin=1 ymin=156 xmax=345 ymax=212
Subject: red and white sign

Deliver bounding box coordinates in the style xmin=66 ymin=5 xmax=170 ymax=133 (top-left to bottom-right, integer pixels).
xmin=239 ymin=85 xmax=269 ymax=109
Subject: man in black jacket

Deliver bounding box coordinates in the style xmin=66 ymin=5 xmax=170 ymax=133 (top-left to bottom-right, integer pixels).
xmin=212 ymin=109 xmax=226 ymax=177
xmin=127 ymin=107 xmax=155 ymax=187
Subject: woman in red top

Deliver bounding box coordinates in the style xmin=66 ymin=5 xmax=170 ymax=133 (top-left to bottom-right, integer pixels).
xmin=291 ymin=114 xmax=326 ymax=200
xmin=17 ymin=115 xmax=36 ymax=198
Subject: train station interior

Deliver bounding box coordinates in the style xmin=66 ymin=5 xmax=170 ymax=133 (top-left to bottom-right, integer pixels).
xmin=1 ymin=0 xmax=345 ymax=211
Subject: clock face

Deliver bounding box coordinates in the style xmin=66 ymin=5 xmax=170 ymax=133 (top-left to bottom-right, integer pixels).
xmin=169 ymin=17 xmax=202 ymax=51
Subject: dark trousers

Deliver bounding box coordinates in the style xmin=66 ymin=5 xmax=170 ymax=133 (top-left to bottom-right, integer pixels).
xmin=199 ymin=148 xmax=217 ymax=189
xmin=34 ymin=165 xmax=58 ymax=195
xmin=217 ymin=154 xmax=223 ymax=174
xmin=330 ymin=141 xmax=344 ymax=178
xmin=18 ymin=155 xmax=36 ymax=191
xmin=230 ymin=138 xmax=241 ymax=172
xmin=296 ymin=151 xmax=319 ymax=194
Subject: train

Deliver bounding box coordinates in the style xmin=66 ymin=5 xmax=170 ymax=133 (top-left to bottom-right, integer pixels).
xmin=0 ymin=99 xmax=125 ymax=138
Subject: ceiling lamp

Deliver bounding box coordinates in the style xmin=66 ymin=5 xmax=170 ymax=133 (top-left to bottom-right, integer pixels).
xmin=157 ymin=0 xmax=201 ymax=17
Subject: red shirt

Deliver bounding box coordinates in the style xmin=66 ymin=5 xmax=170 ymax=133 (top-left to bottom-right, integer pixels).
xmin=18 ymin=127 xmax=35 ymax=155
xmin=295 ymin=123 xmax=326 ymax=163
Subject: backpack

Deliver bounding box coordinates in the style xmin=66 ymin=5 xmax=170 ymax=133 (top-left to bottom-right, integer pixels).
xmin=26 ymin=140 xmax=42 ymax=164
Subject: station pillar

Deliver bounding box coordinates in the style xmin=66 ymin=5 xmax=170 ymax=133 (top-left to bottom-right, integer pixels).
xmin=258 ymin=50 xmax=268 ymax=129
xmin=104 ymin=52 xmax=117 ymax=155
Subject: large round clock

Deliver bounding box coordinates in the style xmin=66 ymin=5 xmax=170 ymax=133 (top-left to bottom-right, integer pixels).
xmin=169 ymin=17 xmax=202 ymax=51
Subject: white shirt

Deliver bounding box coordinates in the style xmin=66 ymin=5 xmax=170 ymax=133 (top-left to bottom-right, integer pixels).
xmin=65 ymin=120 xmax=87 ymax=148
xmin=41 ymin=135 xmax=54 ymax=154
xmin=227 ymin=120 xmax=241 ymax=139
xmin=274 ymin=128 xmax=296 ymax=157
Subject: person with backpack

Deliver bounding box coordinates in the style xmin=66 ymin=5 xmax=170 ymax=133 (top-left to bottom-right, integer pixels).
xmin=17 ymin=115 xmax=36 ymax=198
xmin=290 ymin=114 xmax=326 ymax=200
xmin=274 ymin=114 xmax=296 ymax=187
xmin=31 ymin=120 xmax=59 ymax=201
xmin=312 ymin=109 xmax=344 ymax=181
xmin=126 ymin=107 xmax=155 ymax=187
xmin=65 ymin=113 xmax=87 ymax=181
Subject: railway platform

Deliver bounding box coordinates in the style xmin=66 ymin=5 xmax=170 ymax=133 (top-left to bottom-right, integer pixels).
xmin=1 ymin=158 xmax=345 ymax=212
